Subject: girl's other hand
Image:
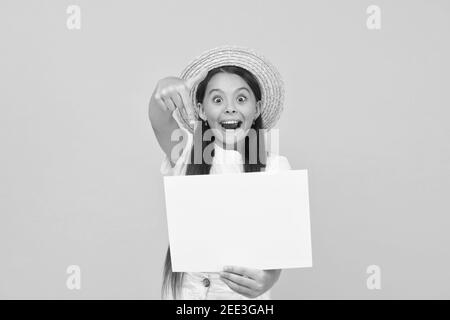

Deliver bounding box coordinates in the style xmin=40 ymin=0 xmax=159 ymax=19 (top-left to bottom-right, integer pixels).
xmin=220 ymin=265 xmax=281 ymax=299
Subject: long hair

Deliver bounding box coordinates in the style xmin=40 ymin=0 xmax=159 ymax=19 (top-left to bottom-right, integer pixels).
xmin=161 ymin=66 xmax=267 ymax=299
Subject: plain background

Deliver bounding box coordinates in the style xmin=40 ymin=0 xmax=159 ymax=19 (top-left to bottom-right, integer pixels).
xmin=1 ymin=0 xmax=449 ymax=299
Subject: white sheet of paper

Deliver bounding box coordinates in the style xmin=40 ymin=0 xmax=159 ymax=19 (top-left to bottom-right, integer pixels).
xmin=163 ymin=170 xmax=312 ymax=272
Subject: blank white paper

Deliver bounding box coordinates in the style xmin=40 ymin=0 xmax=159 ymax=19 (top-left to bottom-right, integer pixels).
xmin=163 ymin=170 xmax=312 ymax=272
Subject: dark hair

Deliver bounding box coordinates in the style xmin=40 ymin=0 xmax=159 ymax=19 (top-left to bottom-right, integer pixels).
xmin=161 ymin=66 xmax=267 ymax=299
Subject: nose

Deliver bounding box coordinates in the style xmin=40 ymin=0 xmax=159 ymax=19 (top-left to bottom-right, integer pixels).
xmin=224 ymin=105 xmax=237 ymax=114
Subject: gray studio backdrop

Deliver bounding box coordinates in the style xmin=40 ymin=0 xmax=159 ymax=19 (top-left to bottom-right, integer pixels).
xmin=1 ymin=0 xmax=449 ymax=299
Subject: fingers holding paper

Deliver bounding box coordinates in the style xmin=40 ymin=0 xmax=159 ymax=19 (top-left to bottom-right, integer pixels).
xmin=220 ymin=265 xmax=281 ymax=299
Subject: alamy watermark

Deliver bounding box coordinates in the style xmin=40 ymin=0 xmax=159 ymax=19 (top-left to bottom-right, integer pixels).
xmin=366 ymin=265 xmax=381 ymax=290
xmin=66 ymin=5 xmax=81 ymax=30
xmin=366 ymin=5 xmax=381 ymax=30
xmin=169 ymin=121 xmax=280 ymax=166
xmin=66 ymin=265 xmax=81 ymax=290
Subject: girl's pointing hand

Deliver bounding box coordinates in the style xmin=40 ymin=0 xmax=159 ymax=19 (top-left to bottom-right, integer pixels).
xmin=152 ymin=69 xmax=208 ymax=121
xmin=220 ymin=266 xmax=281 ymax=299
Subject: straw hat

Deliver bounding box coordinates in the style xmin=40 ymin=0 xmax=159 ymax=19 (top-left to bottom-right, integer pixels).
xmin=178 ymin=45 xmax=285 ymax=132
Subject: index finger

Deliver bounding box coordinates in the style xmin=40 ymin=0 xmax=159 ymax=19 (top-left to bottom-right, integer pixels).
xmin=223 ymin=265 xmax=261 ymax=280
xmin=185 ymin=69 xmax=208 ymax=89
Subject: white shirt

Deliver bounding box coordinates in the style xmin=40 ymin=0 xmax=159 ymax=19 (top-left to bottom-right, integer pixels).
xmin=160 ymin=120 xmax=291 ymax=300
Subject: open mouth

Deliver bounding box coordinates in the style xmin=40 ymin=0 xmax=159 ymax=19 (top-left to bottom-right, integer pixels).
xmin=220 ymin=120 xmax=242 ymax=130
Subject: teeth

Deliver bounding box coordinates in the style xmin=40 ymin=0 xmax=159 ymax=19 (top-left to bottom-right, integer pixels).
xmin=220 ymin=120 xmax=241 ymax=130
xmin=221 ymin=121 xmax=239 ymax=124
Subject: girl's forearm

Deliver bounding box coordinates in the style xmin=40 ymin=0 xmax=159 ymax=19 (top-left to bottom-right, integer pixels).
xmin=148 ymin=94 xmax=181 ymax=160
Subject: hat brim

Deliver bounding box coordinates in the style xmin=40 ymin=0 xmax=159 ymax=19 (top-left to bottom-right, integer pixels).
xmin=178 ymin=46 xmax=284 ymax=132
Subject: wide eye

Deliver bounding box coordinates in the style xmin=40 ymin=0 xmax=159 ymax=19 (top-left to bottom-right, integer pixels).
xmin=212 ymin=96 xmax=223 ymax=104
xmin=237 ymin=95 xmax=247 ymax=103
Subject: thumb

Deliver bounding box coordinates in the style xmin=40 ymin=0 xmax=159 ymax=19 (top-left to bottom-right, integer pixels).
xmin=185 ymin=69 xmax=208 ymax=89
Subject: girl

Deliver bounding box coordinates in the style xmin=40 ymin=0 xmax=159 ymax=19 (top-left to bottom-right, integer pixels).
xmin=149 ymin=46 xmax=291 ymax=300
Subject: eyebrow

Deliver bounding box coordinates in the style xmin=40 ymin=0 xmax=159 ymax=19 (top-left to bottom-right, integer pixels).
xmin=207 ymin=87 xmax=251 ymax=96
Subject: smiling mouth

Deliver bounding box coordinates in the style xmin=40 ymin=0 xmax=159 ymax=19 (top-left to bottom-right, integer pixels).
xmin=220 ymin=120 xmax=242 ymax=130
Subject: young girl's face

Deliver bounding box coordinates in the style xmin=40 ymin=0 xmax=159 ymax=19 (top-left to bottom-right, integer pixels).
xmin=198 ymin=72 xmax=261 ymax=148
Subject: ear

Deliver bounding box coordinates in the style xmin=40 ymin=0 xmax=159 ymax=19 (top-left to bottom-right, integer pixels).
xmin=255 ymin=100 xmax=262 ymax=119
xmin=197 ymin=102 xmax=207 ymax=121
